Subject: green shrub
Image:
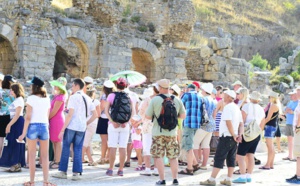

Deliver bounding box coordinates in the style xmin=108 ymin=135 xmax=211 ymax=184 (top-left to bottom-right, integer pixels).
xmin=137 ymin=26 xmax=148 ymax=32
xmin=290 ymin=71 xmax=300 ymax=81
xmin=114 ymin=0 xmax=120 ymax=6
xmin=123 ymin=4 xmax=131 ymax=17
xmin=270 ymin=75 xmax=291 ymax=85
xmin=270 ymin=79 xmax=281 ymax=85
xmin=121 ymin=18 xmax=127 ymax=23
xmin=279 ymin=75 xmax=291 ymax=84
xmin=130 ymin=15 xmax=141 ymax=23
xmin=270 ymin=66 xmax=280 ymax=79
xmin=147 ymin=22 xmax=156 ymax=33
xmin=152 ymin=41 xmax=162 ymax=48
xmin=283 ymin=2 xmax=296 ymax=11
xmin=249 ymin=53 xmax=269 ymax=70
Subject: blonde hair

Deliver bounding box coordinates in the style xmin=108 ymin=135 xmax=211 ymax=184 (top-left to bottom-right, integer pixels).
xmin=270 ymin=97 xmax=283 ymax=114
xmin=239 ymin=88 xmax=249 ymax=102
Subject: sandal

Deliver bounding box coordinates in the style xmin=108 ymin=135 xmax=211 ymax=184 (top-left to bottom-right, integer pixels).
xmin=259 ymin=166 xmax=270 ymax=170
xmin=82 ymin=160 xmax=89 ymax=163
xmin=97 ymin=159 xmax=105 ymax=165
xmin=7 ymin=163 xmax=21 ymax=172
xmin=178 ymin=168 xmax=194 ymax=175
xmin=117 ymin=170 xmax=124 ymax=176
xmin=193 ymin=164 xmax=200 ymax=172
xmin=24 ymin=181 xmax=34 ymax=186
xmin=49 ymin=162 xmax=59 ymax=169
xmin=233 ymin=169 xmax=241 ymax=174
xmin=43 ymin=181 xmax=56 ymax=186
xmin=88 ymin=162 xmax=98 ymax=166
xmin=178 ymin=160 xmax=188 ymax=166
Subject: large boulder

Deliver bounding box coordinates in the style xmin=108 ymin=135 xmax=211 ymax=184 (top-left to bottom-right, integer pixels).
xmin=209 ymin=37 xmax=232 ymax=51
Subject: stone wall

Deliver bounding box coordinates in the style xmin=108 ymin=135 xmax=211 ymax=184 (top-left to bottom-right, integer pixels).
xmin=185 ymin=37 xmax=251 ymax=87
xmin=0 ymin=0 xmax=196 ymax=83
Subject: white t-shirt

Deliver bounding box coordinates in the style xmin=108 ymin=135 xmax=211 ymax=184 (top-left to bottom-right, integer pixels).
xmin=242 ymin=102 xmax=265 ymax=126
xmin=219 ymin=102 xmax=243 ymax=137
xmin=100 ymin=94 xmax=108 ymax=118
xmin=87 ymin=98 xmax=100 ymax=127
xmin=8 ymin=97 xmax=24 ymax=119
xmin=293 ymin=101 xmax=300 ymax=127
xmin=67 ymin=91 xmax=96 ymax=132
xmin=27 ymin=95 xmax=50 ymax=124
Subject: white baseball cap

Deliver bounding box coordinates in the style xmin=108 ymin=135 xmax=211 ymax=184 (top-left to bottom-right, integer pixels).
xmin=224 ymin=90 xmax=236 ymax=99
xmin=288 ymin=90 xmax=297 ymax=95
xmin=83 ymin=76 xmax=93 ymax=84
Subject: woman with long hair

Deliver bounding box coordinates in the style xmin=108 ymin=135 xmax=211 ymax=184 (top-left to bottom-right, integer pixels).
xmin=260 ymin=91 xmax=281 ymax=170
xmin=82 ymin=84 xmax=100 ymax=165
xmin=48 ymin=78 xmax=67 ymax=169
xmin=18 ymin=76 xmax=55 ymax=186
xmin=233 ymin=91 xmax=265 ymax=183
xmin=0 ymin=75 xmax=15 ymax=158
xmin=96 ymin=80 xmax=115 ymax=164
xmin=236 ymin=88 xmax=249 ymax=109
xmin=0 ymin=83 xmax=26 ymax=172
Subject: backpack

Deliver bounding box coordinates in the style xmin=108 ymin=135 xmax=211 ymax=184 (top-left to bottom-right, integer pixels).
xmin=110 ymin=92 xmax=132 ymax=124
xmin=154 ymin=94 xmax=178 ymax=131
xmin=200 ymin=97 xmax=209 ymax=126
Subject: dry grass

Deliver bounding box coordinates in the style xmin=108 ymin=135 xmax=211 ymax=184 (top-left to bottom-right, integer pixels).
xmin=193 ymin=0 xmax=300 ymax=36
xmin=51 ymin=0 xmax=72 ymax=9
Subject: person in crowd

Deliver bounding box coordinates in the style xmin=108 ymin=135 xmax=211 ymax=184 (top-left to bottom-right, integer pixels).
xmin=96 ymin=80 xmax=115 ymax=164
xmin=0 ymin=75 xmax=15 ymax=158
xmin=145 ymin=79 xmax=186 ymax=185
xmin=215 ymin=85 xmax=223 ymax=102
xmin=286 ymin=86 xmax=300 ymax=183
xmin=139 ymin=86 xmax=159 ymax=176
xmin=283 ymin=90 xmax=298 ymax=161
xmin=105 ymin=77 xmax=135 ymax=176
xmin=178 ymin=84 xmax=202 ymax=176
xmin=232 ymin=81 xmax=243 ymax=104
xmin=52 ymin=78 xmax=97 ymax=181
xmin=49 ymin=78 xmax=67 ymax=169
xmin=0 ymin=83 xmax=26 ymax=172
xmin=194 ymin=83 xmax=216 ymax=170
xmin=259 ymin=91 xmax=280 ymax=170
xmin=131 ymin=116 xmax=143 ymax=171
xmin=232 ymin=91 xmax=265 ymax=183
xmin=0 ymin=73 xmax=4 ymax=88
xmin=18 ymin=76 xmax=55 ymax=186
xmin=115 ymin=83 xmax=139 ymax=168
xmin=83 ymin=76 xmax=93 ymax=91
xmin=236 ymin=88 xmax=249 ymax=109
xmin=82 ymin=84 xmax=100 ymax=166
xmin=192 ymin=81 xmax=201 ymax=93
xmin=200 ymin=90 xmax=243 ymax=186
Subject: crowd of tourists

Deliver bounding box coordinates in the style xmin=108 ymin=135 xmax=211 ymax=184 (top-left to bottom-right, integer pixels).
xmin=1 ymin=73 xmax=300 ymax=186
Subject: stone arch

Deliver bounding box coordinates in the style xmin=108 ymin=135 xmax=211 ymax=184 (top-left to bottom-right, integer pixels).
xmin=128 ymin=39 xmax=161 ymax=82
xmin=52 ymin=26 xmax=98 ymax=78
xmin=0 ymin=23 xmax=17 ymax=75
xmin=132 ymin=48 xmax=155 ymax=83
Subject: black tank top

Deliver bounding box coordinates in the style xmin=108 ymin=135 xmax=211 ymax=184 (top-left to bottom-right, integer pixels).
xmin=265 ymin=109 xmax=278 ymax=127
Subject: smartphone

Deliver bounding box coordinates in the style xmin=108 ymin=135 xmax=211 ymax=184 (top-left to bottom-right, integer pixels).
xmin=16 ymin=139 xmax=25 ymax=143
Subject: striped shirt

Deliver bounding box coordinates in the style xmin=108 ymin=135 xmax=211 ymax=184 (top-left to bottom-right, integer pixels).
xmin=181 ymin=90 xmax=202 ymax=129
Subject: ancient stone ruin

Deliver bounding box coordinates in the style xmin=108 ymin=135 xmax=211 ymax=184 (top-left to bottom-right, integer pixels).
xmin=0 ymin=0 xmax=196 ymax=83
xmin=185 ymin=37 xmax=251 ymax=87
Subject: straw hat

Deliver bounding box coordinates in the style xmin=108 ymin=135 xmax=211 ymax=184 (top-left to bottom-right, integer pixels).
xmin=171 ymin=84 xmax=181 ymax=95
xmin=249 ymin=91 xmax=262 ymax=101
xmin=269 ymin=91 xmax=279 ymax=99
xmin=157 ymin=79 xmax=170 ymax=89
xmin=224 ymin=90 xmax=236 ymax=99
xmin=140 ymin=87 xmax=154 ymax=99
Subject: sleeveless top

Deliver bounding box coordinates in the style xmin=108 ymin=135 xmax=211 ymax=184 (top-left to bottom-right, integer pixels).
xmin=265 ymin=109 xmax=279 ymax=127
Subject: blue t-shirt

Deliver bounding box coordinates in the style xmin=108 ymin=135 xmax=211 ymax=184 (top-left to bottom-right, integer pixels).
xmin=286 ymin=100 xmax=298 ymax=125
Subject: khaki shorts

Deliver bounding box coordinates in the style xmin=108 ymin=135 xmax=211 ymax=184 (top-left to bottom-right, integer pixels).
xmin=193 ymin=128 xmax=213 ymax=149
xmin=285 ymin=125 xmax=294 ymax=137
xmin=294 ymin=130 xmax=300 ymax=158
xmin=151 ymin=136 xmax=180 ymax=159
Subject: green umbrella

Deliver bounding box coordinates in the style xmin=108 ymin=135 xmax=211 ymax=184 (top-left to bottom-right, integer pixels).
xmin=110 ymin=70 xmax=147 ymax=87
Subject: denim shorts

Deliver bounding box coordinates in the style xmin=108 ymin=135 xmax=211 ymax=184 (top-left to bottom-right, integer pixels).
xmin=27 ymin=123 xmax=49 ymax=140
xmin=264 ymin=125 xmax=276 ymax=138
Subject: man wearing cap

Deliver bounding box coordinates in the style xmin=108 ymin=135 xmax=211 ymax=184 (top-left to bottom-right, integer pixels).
xmin=193 ymin=81 xmax=201 ymax=92
xmin=178 ymin=83 xmax=202 ymax=176
xmin=286 ymin=87 xmax=300 ymax=183
xmin=145 ymin=79 xmax=186 ymax=185
xmin=53 ymin=78 xmax=98 ymax=180
xmin=283 ymin=90 xmax=298 ymax=161
xmin=200 ymin=90 xmax=243 ymax=186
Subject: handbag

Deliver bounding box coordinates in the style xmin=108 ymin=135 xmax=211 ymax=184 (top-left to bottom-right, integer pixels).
xmin=243 ymin=103 xmax=262 ymax=142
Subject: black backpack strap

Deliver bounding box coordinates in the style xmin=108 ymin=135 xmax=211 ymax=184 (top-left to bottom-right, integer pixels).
xmin=77 ymin=92 xmax=88 ymax=118
xmin=158 ymin=94 xmax=167 ymax=100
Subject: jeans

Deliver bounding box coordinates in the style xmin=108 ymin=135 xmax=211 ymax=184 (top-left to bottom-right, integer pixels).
xmin=59 ymin=128 xmax=85 ymax=173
